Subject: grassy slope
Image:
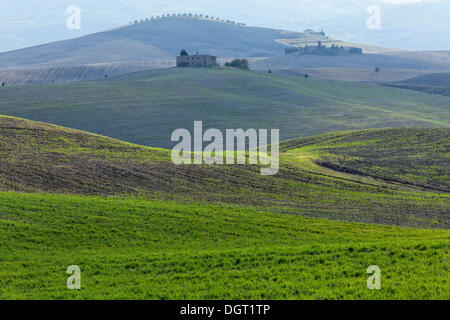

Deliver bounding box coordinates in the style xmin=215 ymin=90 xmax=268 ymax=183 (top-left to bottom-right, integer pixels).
xmin=0 ymin=116 xmax=449 ymax=228
xmin=0 ymin=116 xmax=449 ymax=299
xmin=0 ymin=68 xmax=449 ymax=148
xmin=0 ymin=61 xmax=176 ymax=86
xmin=1 ymin=192 xmax=448 ymax=300
xmin=281 ymin=128 xmax=450 ymax=192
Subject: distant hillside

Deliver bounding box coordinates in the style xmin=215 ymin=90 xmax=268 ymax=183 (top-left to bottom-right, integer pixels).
xmin=0 ymin=68 xmax=449 ymax=148
xmin=385 ymin=51 xmax=450 ymax=65
xmin=251 ymin=53 xmax=450 ymax=71
xmin=2 ymin=16 xmax=449 ymax=84
xmin=0 ymin=17 xmax=303 ymax=69
xmin=383 ymin=73 xmax=450 ymax=97
xmin=0 ymin=61 xmax=174 ymax=86
xmin=1 ymin=115 xmax=448 ymax=227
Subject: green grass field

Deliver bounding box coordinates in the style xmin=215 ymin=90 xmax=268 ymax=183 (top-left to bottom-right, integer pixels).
xmin=0 ymin=68 xmax=449 ymax=148
xmin=1 ymin=192 xmax=448 ymax=300
xmin=0 ymin=115 xmax=449 ymax=300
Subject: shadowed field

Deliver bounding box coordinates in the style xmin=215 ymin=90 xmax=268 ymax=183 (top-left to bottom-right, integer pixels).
xmin=383 ymin=73 xmax=450 ymax=97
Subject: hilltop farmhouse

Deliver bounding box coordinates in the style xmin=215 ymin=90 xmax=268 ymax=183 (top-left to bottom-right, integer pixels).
xmin=176 ymin=50 xmax=217 ymax=67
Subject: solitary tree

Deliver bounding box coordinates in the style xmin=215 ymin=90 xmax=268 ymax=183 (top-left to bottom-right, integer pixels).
xmin=375 ymin=67 xmax=381 ymax=72
xmin=180 ymin=49 xmax=188 ymax=56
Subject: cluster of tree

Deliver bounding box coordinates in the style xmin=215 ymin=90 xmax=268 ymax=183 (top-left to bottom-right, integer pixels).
xmin=130 ymin=14 xmax=246 ymax=26
xmin=285 ymin=42 xmax=363 ymax=56
xmin=225 ymin=59 xmax=250 ymax=70
xmin=303 ymin=29 xmax=326 ymax=36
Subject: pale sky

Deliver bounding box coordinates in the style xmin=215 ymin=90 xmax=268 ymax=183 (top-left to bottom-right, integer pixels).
xmin=0 ymin=0 xmax=449 ymax=52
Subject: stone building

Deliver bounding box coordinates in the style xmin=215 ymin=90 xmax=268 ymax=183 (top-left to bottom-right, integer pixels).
xmin=176 ymin=51 xmax=217 ymax=67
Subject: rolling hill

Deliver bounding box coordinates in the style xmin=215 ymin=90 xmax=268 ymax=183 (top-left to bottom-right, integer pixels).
xmin=0 ymin=115 xmax=448 ymax=228
xmin=0 ymin=17 xmax=298 ymax=69
xmin=1 ymin=8 xmax=449 ymax=302
xmin=281 ymin=128 xmax=450 ymax=192
xmin=0 ymin=68 xmax=449 ymax=149
xmin=0 ymin=115 xmax=449 ymax=299
xmin=0 ymin=16 xmax=401 ymax=70
xmin=1 ymin=16 xmax=449 ymax=87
